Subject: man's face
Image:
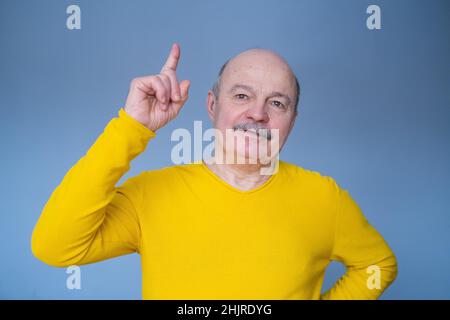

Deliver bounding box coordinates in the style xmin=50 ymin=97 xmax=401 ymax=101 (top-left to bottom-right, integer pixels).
xmin=207 ymin=50 xmax=297 ymax=165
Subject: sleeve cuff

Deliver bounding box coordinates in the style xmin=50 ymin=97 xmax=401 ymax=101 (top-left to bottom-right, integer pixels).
xmin=118 ymin=107 xmax=157 ymax=140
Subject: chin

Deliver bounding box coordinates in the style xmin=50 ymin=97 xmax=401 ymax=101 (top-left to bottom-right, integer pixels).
xmin=234 ymin=139 xmax=273 ymax=165
xmin=219 ymin=129 xmax=278 ymax=165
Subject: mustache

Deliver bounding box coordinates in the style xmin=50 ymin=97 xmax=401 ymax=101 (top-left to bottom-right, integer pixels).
xmin=232 ymin=123 xmax=272 ymax=140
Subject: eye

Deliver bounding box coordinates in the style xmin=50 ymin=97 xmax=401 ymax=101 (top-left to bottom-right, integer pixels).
xmin=271 ymin=100 xmax=285 ymax=108
xmin=235 ymin=93 xmax=249 ymax=100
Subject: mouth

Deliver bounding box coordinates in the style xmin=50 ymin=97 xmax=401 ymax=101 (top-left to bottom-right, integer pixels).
xmin=232 ymin=127 xmax=271 ymax=140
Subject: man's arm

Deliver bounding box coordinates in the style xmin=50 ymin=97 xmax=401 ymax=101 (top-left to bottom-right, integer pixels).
xmin=31 ymin=43 xmax=190 ymax=267
xmin=320 ymin=188 xmax=398 ymax=299
xmin=31 ymin=109 xmax=155 ymax=267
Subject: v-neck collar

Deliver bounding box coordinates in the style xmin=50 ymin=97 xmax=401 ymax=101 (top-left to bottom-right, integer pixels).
xmin=198 ymin=160 xmax=281 ymax=195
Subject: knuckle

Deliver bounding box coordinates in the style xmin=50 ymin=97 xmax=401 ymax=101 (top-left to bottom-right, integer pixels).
xmin=154 ymin=77 xmax=164 ymax=88
xmin=162 ymin=74 xmax=171 ymax=85
xmin=159 ymin=73 xmax=170 ymax=82
xmin=130 ymin=77 xmax=140 ymax=87
xmin=157 ymin=85 xmax=166 ymax=95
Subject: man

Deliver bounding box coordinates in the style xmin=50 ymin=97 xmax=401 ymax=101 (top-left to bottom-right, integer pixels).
xmin=31 ymin=43 xmax=397 ymax=299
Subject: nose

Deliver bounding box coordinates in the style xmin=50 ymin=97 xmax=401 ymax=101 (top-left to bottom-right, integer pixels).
xmin=245 ymin=100 xmax=269 ymax=123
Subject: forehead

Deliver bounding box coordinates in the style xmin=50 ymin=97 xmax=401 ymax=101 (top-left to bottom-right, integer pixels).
xmin=221 ymin=51 xmax=295 ymax=94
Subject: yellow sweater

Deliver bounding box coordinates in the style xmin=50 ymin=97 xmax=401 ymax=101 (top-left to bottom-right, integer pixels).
xmin=31 ymin=108 xmax=398 ymax=299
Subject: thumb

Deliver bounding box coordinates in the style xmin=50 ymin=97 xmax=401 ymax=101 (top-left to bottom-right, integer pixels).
xmin=179 ymin=80 xmax=190 ymax=101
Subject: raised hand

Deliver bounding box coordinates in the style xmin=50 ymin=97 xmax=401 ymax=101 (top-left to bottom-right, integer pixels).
xmin=124 ymin=43 xmax=190 ymax=132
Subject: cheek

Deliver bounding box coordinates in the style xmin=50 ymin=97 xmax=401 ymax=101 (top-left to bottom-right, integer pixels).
xmin=213 ymin=116 xmax=233 ymax=137
xmin=271 ymin=119 xmax=293 ymax=140
xmin=215 ymin=106 xmax=240 ymax=129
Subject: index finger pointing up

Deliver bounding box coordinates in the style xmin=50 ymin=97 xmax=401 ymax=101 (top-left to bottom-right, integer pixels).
xmin=161 ymin=43 xmax=180 ymax=72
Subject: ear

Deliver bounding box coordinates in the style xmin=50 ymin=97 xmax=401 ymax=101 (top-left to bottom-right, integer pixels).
xmin=279 ymin=112 xmax=298 ymax=153
xmin=206 ymin=90 xmax=217 ymax=122
xmin=287 ymin=111 xmax=297 ymax=137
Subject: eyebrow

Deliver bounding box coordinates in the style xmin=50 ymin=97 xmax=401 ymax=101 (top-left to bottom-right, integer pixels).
xmin=228 ymin=83 xmax=292 ymax=106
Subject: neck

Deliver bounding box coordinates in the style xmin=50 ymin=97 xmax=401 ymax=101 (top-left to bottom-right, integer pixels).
xmin=204 ymin=159 xmax=271 ymax=191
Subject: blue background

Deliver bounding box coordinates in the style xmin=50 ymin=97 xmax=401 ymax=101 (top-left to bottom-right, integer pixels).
xmin=0 ymin=0 xmax=449 ymax=299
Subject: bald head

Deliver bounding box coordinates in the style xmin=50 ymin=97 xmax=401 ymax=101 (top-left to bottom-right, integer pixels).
xmin=212 ymin=48 xmax=300 ymax=113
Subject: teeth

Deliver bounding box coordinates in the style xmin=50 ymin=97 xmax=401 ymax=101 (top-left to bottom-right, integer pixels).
xmin=234 ymin=128 xmax=261 ymax=136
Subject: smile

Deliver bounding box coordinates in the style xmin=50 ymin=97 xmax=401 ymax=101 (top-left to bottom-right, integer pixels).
xmin=233 ymin=128 xmax=271 ymax=140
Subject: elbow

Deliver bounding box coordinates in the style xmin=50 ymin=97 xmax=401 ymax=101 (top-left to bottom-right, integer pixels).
xmin=31 ymin=232 xmax=60 ymax=267
xmin=388 ymin=254 xmax=399 ymax=284
xmin=31 ymin=226 xmax=75 ymax=268
xmin=378 ymin=251 xmax=398 ymax=290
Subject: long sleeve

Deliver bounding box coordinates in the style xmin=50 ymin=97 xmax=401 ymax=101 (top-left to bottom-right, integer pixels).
xmin=31 ymin=108 xmax=156 ymax=267
xmin=320 ymin=188 xmax=398 ymax=299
